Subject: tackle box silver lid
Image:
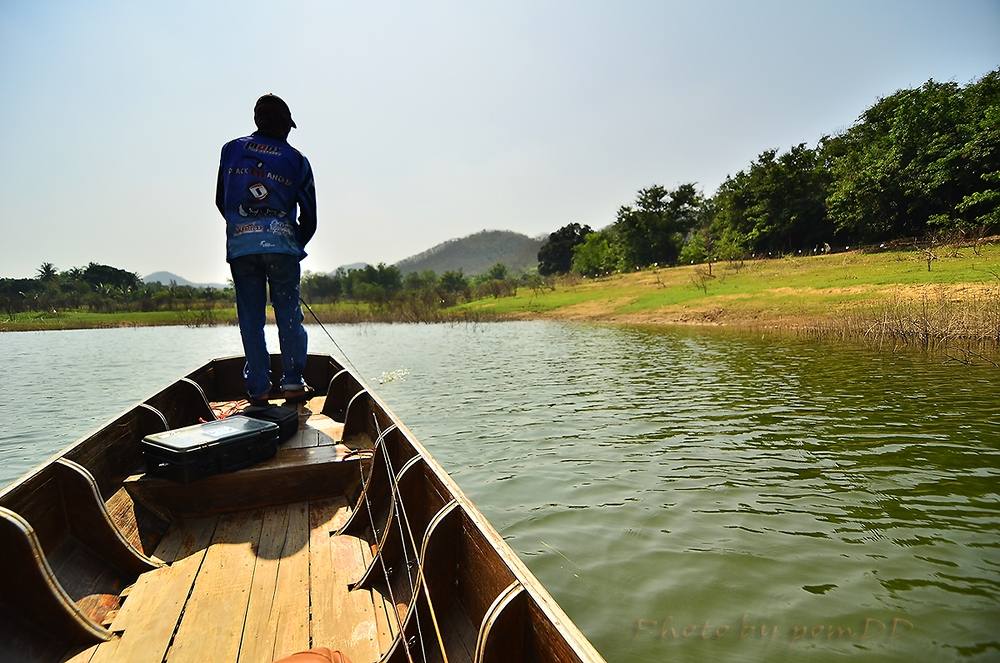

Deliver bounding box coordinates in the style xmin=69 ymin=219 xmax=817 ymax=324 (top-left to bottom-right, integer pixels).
xmin=141 ymin=415 xmax=279 ymax=452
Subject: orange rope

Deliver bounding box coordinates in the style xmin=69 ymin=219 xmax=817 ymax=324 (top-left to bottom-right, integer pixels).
xmin=207 ymin=399 xmax=249 ymax=421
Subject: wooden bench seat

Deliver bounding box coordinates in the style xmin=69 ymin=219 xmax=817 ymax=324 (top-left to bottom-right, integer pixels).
xmin=123 ymin=445 xmax=363 ymax=517
xmin=123 ymin=398 xmax=361 ymax=518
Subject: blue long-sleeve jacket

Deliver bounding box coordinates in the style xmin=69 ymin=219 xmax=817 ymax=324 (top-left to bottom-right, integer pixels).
xmin=216 ymin=132 xmax=316 ymax=261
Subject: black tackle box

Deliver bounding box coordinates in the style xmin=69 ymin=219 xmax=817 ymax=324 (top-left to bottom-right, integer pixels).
xmin=140 ymin=416 xmax=280 ymax=483
xmin=240 ymin=405 xmax=299 ymax=443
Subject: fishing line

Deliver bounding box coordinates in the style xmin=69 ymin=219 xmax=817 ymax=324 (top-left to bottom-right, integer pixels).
xmin=372 ymin=421 xmax=429 ymax=663
xmin=356 ymin=433 xmax=420 ymax=663
xmin=373 ymin=415 xmax=449 ymax=663
xmin=299 ymin=295 xmax=364 ymax=378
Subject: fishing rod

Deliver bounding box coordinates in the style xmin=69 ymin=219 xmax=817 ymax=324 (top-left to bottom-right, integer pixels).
xmin=299 ymin=295 xmax=364 ymax=378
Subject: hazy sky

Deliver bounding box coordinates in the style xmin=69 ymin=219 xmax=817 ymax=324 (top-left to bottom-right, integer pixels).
xmin=2 ymin=1 xmax=998 ymax=283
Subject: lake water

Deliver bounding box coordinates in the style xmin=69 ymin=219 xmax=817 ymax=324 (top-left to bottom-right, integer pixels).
xmin=2 ymin=322 xmax=998 ymax=662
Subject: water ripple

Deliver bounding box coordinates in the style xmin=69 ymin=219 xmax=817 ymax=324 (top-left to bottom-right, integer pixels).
xmin=2 ymin=322 xmax=998 ymax=662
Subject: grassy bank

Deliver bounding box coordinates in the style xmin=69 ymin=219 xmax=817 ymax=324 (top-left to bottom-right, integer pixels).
xmin=458 ymin=242 xmax=1000 ymax=347
xmin=0 ymin=307 xmax=238 ymax=332
xmin=0 ymin=299 xmax=482 ymax=332
xmin=0 ymin=301 xmax=381 ymax=332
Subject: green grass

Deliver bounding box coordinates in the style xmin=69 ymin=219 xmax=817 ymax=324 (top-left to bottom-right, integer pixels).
xmin=460 ymin=288 xmax=613 ymax=314
xmin=0 ymin=307 xmax=239 ymax=332
xmin=455 ymin=243 xmax=1000 ymax=322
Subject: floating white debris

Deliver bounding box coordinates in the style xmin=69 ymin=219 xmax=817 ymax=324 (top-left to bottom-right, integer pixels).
xmin=378 ymin=368 xmax=411 ymax=384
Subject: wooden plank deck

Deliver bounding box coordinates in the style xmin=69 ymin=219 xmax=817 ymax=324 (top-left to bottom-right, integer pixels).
xmin=167 ymin=511 xmax=264 ymax=662
xmin=308 ymin=499 xmax=380 ymax=663
xmin=64 ymin=498 xmax=388 ymax=663
xmin=237 ymin=503 xmax=310 ymax=663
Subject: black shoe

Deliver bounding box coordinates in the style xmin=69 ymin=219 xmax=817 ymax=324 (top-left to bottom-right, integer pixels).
xmin=282 ymin=384 xmax=315 ymax=404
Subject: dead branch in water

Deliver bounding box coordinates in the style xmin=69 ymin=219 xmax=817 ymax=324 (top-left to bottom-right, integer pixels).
xmin=811 ymin=285 xmax=1000 ymax=353
xmin=945 ymin=347 xmax=1000 ymax=368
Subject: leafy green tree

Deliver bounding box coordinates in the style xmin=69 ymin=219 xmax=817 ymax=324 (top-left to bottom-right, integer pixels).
xmin=438 ymin=270 xmax=468 ymax=293
xmin=80 ymin=263 xmax=141 ymax=296
xmin=954 ymin=172 xmax=1000 ymax=231
xmin=371 ymin=263 xmax=403 ymax=294
xmin=948 ymin=72 xmax=1000 ymax=233
xmin=615 ymin=184 xmax=704 ymax=269
xmin=301 ymin=271 xmax=342 ymax=302
xmin=471 ymin=263 xmax=518 ymax=298
xmin=825 ymin=71 xmax=1000 ymax=240
xmin=36 ymin=262 xmax=58 ymax=282
xmin=709 ymin=144 xmax=832 ymax=254
xmin=571 ymin=229 xmax=621 ymax=276
xmin=0 ymin=278 xmax=42 ymax=318
xmin=403 ymin=270 xmax=438 ymax=292
xmin=482 ymin=262 xmax=509 ymax=282
xmin=537 ymin=223 xmax=593 ymax=275
xmin=437 ymin=270 xmax=470 ymax=306
xmin=339 ymin=263 xmax=403 ymax=304
xmin=679 ymin=230 xmax=708 ymax=264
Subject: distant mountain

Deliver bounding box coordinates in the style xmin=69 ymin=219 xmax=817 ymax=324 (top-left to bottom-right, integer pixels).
xmin=143 ymin=271 xmax=227 ymax=289
xmin=395 ymin=230 xmax=543 ymax=276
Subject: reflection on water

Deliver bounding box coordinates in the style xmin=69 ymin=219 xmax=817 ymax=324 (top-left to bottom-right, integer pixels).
xmin=2 ymin=322 xmax=998 ymax=662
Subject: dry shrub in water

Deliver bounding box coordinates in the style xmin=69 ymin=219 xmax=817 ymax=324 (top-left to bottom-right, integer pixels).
xmin=818 ymin=285 xmax=1000 ymax=352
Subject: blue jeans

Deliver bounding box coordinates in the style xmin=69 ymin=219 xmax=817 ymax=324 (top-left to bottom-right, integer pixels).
xmin=230 ymin=253 xmax=308 ymax=398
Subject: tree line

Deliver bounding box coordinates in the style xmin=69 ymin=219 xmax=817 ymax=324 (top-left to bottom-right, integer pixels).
xmin=3 ymin=259 xmax=535 ymax=320
xmin=2 ymin=258 xmax=536 ymax=320
xmin=1 ymin=262 xmax=232 ymax=319
xmin=301 ymin=262 xmax=531 ymax=310
xmin=538 ymin=70 xmax=1000 ymax=276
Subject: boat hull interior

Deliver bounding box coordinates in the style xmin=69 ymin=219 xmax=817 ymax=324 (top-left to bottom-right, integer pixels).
xmin=0 ymin=354 xmax=605 ymax=663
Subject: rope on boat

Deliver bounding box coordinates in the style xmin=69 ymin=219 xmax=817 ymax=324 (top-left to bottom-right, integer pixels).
xmin=209 ymin=399 xmax=248 ymax=420
xmin=299 ymin=296 xmax=365 ymax=379
xmin=356 ymin=425 xmax=420 ymax=663
xmin=372 ymin=422 xmax=429 ymax=663
xmin=373 ymin=415 xmax=451 ymax=663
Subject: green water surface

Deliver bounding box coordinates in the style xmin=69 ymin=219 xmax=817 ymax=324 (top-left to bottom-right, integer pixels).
xmin=2 ymin=322 xmax=997 ymax=662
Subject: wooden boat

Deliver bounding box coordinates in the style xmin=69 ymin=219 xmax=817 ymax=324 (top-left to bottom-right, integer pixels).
xmin=0 ymin=354 xmax=606 ymax=663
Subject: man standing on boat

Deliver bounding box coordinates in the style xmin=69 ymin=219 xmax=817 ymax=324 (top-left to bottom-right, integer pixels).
xmin=216 ymin=94 xmax=316 ymax=405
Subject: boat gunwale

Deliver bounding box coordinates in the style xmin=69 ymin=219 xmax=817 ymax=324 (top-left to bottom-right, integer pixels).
xmin=0 ymin=355 xmax=223 ymax=503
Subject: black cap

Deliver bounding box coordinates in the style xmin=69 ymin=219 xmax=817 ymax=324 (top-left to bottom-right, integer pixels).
xmin=254 ymin=93 xmax=297 ymax=129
